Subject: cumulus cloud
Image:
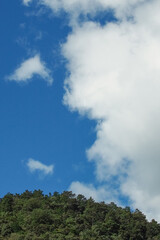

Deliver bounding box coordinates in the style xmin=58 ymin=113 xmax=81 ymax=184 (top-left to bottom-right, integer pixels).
xmin=7 ymin=55 xmax=53 ymax=85
xmin=58 ymin=0 xmax=160 ymax=221
xmin=69 ymin=181 xmax=120 ymax=204
xmin=25 ymin=0 xmax=160 ymax=220
xmin=39 ymin=0 xmax=148 ymax=22
xmin=27 ymin=158 xmax=54 ymax=175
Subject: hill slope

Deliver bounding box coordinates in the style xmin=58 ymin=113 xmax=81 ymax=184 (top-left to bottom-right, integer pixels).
xmin=0 ymin=190 xmax=160 ymax=239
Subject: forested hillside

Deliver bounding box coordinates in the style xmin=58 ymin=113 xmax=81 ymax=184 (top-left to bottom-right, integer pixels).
xmin=0 ymin=190 xmax=160 ymax=240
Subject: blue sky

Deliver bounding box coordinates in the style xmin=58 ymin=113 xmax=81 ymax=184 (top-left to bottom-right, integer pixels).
xmin=0 ymin=0 xmax=96 ymax=195
xmin=1 ymin=0 xmax=160 ymax=221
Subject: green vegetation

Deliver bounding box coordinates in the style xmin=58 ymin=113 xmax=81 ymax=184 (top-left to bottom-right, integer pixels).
xmin=0 ymin=190 xmax=160 ymax=239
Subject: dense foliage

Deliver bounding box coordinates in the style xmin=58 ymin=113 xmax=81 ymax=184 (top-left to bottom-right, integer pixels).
xmin=0 ymin=190 xmax=160 ymax=239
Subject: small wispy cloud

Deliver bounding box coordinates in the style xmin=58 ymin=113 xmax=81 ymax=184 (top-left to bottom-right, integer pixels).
xmin=7 ymin=54 xmax=53 ymax=85
xmin=23 ymin=0 xmax=32 ymax=6
xmin=27 ymin=158 xmax=54 ymax=175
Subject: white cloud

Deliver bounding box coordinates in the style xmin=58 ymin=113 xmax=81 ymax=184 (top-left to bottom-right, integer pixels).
xmin=24 ymin=0 xmax=160 ymax=221
xmin=23 ymin=0 xmax=32 ymax=6
xmin=39 ymin=0 xmax=146 ymax=20
xmin=69 ymin=181 xmax=120 ymax=204
xmin=7 ymin=55 xmax=53 ymax=85
xmin=27 ymin=158 xmax=54 ymax=175
xmin=59 ymin=0 xmax=160 ymax=221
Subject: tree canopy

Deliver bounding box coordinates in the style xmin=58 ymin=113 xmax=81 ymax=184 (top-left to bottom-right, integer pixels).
xmin=0 ymin=190 xmax=160 ymax=239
